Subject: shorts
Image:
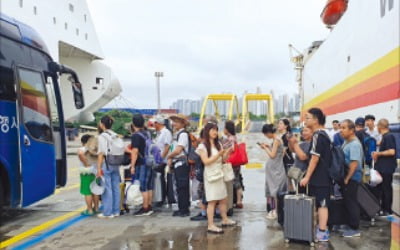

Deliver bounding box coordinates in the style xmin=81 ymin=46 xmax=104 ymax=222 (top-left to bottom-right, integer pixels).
xmin=308 ymin=185 xmax=330 ymax=208
xmin=80 ymin=174 xmax=96 ymax=196
xmin=135 ymin=165 xmax=153 ymax=192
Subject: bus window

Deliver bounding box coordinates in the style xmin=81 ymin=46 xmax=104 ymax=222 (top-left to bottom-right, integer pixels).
xmin=45 ymin=75 xmax=59 ymax=126
xmin=0 ymin=65 xmax=16 ymax=101
xmin=17 ymin=68 xmax=53 ymax=142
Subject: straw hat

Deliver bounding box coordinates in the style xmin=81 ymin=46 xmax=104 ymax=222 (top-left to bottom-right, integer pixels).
xmin=84 ymin=136 xmax=98 ymax=164
xmin=169 ymin=114 xmax=189 ymax=126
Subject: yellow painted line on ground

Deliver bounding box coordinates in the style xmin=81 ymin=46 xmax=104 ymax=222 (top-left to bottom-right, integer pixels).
xmin=54 ymin=183 xmax=80 ymax=194
xmin=245 ymin=163 xmax=263 ymax=169
xmin=0 ymin=206 xmax=85 ymax=249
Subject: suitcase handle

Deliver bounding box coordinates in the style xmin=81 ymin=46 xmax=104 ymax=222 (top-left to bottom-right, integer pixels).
xmin=290 ymin=178 xmax=308 ymax=196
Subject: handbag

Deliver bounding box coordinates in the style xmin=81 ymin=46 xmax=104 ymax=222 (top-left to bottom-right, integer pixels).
xmin=206 ymin=166 xmax=224 ymax=183
xmin=287 ymin=166 xmax=305 ymax=182
xmin=369 ymin=161 xmax=382 ymax=187
xmin=227 ymin=143 xmax=248 ymax=166
xmin=222 ymin=163 xmax=235 ymax=182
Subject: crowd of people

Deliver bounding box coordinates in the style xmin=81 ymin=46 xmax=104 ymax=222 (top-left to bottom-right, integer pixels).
xmin=77 ymin=113 xmax=243 ymax=234
xmin=259 ymin=108 xmax=397 ymax=241
xmin=76 ymin=107 xmax=398 ymax=241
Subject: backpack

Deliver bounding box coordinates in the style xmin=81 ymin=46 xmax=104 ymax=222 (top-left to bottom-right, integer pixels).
xmin=190 ymin=151 xmax=204 ymax=182
xmin=136 ymin=132 xmax=163 ymax=168
xmin=177 ymin=130 xmax=198 ymax=165
xmin=103 ymin=131 xmax=125 ymax=166
xmin=363 ymin=135 xmax=377 ymax=166
xmin=320 ymin=131 xmax=346 ymax=183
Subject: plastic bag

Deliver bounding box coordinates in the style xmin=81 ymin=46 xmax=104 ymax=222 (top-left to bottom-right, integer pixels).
xmin=369 ymin=161 xmax=382 ymax=187
xmin=125 ymin=179 xmax=143 ymax=207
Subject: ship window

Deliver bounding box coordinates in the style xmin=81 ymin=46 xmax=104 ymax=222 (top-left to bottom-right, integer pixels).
xmin=53 ymin=17 xmax=56 ymax=24
xmin=19 ymin=0 xmax=23 ymax=8
xmin=76 ymin=28 xmax=79 ymax=36
xmin=65 ymin=22 xmax=68 ymax=30
xmin=69 ymin=3 xmax=74 ymax=12
xmin=85 ymin=33 xmax=88 ymax=40
xmin=33 ymin=6 xmax=37 ymax=15
xmin=96 ymin=77 xmax=104 ymax=85
xmin=84 ymin=14 xmax=87 ymax=22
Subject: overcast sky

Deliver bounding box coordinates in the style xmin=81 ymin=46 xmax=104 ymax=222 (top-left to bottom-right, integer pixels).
xmin=87 ymin=0 xmax=329 ymax=109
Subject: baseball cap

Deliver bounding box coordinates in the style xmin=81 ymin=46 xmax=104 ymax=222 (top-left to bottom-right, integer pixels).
xmin=154 ymin=115 xmax=165 ymax=124
xmin=355 ymin=117 xmax=365 ymax=126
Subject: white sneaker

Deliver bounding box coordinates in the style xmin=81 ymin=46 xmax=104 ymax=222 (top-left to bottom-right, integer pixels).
xmin=266 ymin=210 xmax=277 ymax=220
xmin=113 ymin=213 xmax=120 ymax=217
xmin=266 ymin=211 xmax=276 ymax=220
xmin=97 ymin=213 xmax=114 ymax=219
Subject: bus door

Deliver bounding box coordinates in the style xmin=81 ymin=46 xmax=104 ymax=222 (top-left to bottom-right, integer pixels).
xmin=45 ymin=74 xmax=67 ymax=187
xmin=16 ymin=67 xmax=56 ymax=206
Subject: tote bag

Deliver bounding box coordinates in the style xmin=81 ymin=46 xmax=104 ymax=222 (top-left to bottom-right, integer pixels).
xmin=227 ymin=143 xmax=248 ymax=166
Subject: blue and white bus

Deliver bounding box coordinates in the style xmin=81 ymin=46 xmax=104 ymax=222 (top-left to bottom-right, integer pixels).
xmin=0 ymin=14 xmax=84 ymax=214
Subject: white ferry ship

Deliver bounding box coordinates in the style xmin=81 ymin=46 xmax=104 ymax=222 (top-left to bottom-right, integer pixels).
xmin=294 ymin=0 xmax=399 ymax=127
xmin=0 ymin=0 xmax=122 ymax=122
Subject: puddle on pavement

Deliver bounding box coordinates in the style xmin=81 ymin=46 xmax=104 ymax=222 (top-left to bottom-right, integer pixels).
xmin=97 ymin=219 xmax=338 ymax=250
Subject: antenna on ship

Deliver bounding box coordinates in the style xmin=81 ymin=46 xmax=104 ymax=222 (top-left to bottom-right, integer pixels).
xmin=288 ymin=44 xmax=304 ymax=115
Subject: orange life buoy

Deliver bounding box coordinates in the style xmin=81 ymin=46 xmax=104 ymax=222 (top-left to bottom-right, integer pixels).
xmin=320 ymin=0 xmax=348 ymax=26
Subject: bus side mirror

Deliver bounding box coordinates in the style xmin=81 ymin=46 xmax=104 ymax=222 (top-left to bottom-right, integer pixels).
xmin=48 ymin=62 xmax=85 ymax=109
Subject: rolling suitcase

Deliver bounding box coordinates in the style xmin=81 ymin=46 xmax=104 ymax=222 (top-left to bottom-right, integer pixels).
xmin=328 ymin=198 xmax=346 ymax=227
xmin=277 ymin=191 xmax=295 ymax=227
xmin=357 ymin=183 xmax=380 ymax=218
xmin=284 ymin=180 xmax=315 ymax=246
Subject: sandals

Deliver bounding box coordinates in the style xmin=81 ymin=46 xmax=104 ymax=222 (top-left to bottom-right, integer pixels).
xmin=207 ymin=226 xmax=224 ymax=234
xmin=81 ymin=210 xmax=94 ymax=216
xmin=221 ymin=220 xmax=237 ymax=227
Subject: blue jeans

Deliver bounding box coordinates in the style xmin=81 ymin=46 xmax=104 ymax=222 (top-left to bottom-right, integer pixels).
xmin=101 ymin=163 xmax=121 ymax=216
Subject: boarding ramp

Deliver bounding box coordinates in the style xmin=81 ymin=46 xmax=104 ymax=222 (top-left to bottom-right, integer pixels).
xmin=241 ymin=93 xmax=274 ymax=133
xmin=198 ymin=94 xmax=240 ymax=132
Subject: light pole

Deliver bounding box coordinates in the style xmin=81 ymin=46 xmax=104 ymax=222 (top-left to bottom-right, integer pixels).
xmin=154 ymin=71 xmax=163 ymax=114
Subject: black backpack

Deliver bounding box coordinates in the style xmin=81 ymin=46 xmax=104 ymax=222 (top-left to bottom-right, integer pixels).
xmin=320 ymin=131 xmax=345 ymax=183
xmin=189 ymin=151 xmax=204 ymax=182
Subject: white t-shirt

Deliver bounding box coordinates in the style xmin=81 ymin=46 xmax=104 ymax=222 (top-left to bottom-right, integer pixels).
xmin=366 ymin=127 xmax=382 ymax=143
xmin=326 ymin=128 xmax=338 ymax=142
xmin=78 ymin=146 xmax=88 ymax=167
xmin=78 ymin=146 xmax=96 ymax=174
xmin=97 ymin=130 xmax=117 ymax=155
xmin=155 ymin=127 xmax=172 ymax=162
xmin=171 ymin=129 xmax=189 ymax=159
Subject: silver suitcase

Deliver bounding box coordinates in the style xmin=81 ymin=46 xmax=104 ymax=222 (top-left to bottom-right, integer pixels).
xmin=283 ymin=194 xmax=316 ymax=246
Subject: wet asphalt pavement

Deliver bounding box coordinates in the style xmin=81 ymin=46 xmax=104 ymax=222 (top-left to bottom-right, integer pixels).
xmin=0 ymin=133 xmax=393 ymax=249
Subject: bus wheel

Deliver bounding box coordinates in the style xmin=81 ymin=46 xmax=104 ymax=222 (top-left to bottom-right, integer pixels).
xmin=0 ymin=180 xmax=4 ymax=217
